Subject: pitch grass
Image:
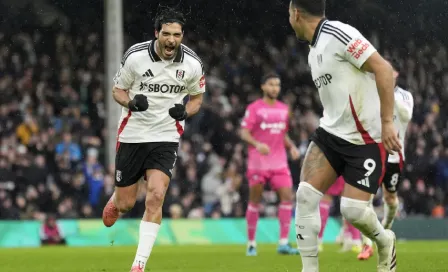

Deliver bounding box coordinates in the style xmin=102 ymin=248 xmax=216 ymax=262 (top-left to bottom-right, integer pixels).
xmin=1 ymin=241 xmax=447 ymax=271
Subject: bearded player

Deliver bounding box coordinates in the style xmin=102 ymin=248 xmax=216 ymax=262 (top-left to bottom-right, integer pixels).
xmin=289 ymin=0 xmax=402 ymax=271
xmin=358 ymin=61 xmax=414 ymax=261
xmin=240 ymin=73 xmax=301 ymax=256
xmin=102 ymin=7 xmax=205 ymax=272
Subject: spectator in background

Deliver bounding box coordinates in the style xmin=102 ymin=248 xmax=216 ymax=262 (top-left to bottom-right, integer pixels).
xmin=16 ymin=115 xmax=38 ymax=146
xmin=82 ymin=148 xmax=104 ymax=208
xmin=55 ymin=132 xmax=82 ymax=163
xmin=40 ymin=215 xmax=66 ymax=245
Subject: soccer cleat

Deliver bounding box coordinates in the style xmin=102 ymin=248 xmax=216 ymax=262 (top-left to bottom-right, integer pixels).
xmin=277 ymin=244 xmax=300 ymax=255
xmin=102 ymin=197 xmax=119 ymax=227
xmin=377 ymin=230 xmax=397 ymax=272
xmin=358 ymin=244 xmax=374 ymax=260
xmin=246 ymin=245 xmax=257 ymax=256
xmin=130 ymin=266 xmax=144 ymax=272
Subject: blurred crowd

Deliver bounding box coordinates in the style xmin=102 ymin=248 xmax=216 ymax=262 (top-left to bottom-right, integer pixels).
xmin=1 ymin=9 xmax=448 ymax=221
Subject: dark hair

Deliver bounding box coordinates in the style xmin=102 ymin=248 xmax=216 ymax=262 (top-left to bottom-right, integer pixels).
xmin=154 ymin=6 xmax=186 ymax=31
xmin=291 ymin=0 xmax=326 ymax=17
xmin=261 ymin=73 xmax=281 ymax=84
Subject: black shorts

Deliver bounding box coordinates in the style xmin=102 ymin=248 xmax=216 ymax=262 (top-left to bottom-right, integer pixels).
xmin=310 ymin=127 xmax=388 ymax=194
xmin=382 ymin=162 xmax=403 ymax=193
xmin=115 ymin=142 xmax=179 ymax=187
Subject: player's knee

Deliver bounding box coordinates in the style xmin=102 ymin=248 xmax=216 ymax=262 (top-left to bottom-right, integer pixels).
xmin=145 ymin=188 xmax=165 ymax=210
xmin=384 ymin=193 xmax=398 ymax=206
xmin=340 ymin=197 xmax=368 ymax=224
xmin=295 ymin=182 xmax=322 ymax=217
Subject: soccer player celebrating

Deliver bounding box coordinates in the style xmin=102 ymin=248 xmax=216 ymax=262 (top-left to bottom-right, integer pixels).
xmin=102 ymin=7 xmax=205 ymax=272
xmin=358 ymin=61 xmax=414 ymax=261
xmin=240 ymin=73 xmax=301 ymax=256
xmin=288 ymin=0 xmax=401 ymax=271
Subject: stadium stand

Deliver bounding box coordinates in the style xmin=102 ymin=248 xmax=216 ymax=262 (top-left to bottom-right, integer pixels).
xmin=0 ymin=0 xmax=447 ymax=220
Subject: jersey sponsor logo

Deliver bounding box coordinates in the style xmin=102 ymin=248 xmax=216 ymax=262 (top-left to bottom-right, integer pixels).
xmin=260 ymin=121 xmax=286 ymax=134
xmin=199 ymin=75 xmax=206 ymax=88
xmin=347 ymin=38 xmax=371 ymax=60
xmin=142 ymin=69 xmax=154 ymax=77
xmin=357 ymin=177 xmax=370 ymax=187
xmin=313 ymin=74 xmax=333 ymax=89
xmin=176 ymin=69 xmax=185 ymax=80
xmin=139 ymin=83 xmax=186 ymax=93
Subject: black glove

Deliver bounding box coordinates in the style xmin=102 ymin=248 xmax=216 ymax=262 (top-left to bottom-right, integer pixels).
xmin=128 ymin=94 xmax=148 ymax=112
xmin=169 ymin=104 xmax=187 ymax=121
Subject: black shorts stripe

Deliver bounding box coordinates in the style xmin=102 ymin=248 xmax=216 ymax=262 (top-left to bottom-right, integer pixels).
xmin=321 ymin=30 xmax=349 ymax=45
xmin=323 ymin=24 xmax=352 ymax=41
xmin=122 ymin=42 xmax=151 ymax=64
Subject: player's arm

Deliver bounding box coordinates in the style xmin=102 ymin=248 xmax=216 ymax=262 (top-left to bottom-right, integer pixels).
xmin=284 ymin=134 xmax=294 ymax=150
xmin=112 ymin=57 xmax=148 ymax=111
xmin=341 ymin=27 xmax=401 ymax=153
xmin=240 ymin=107 xmax=269 ymax=155
xmin=240 ymin=128 xmax=259 ymax=148
xmin=361 ymin=53 xmax=395 ymax=124
xmin=361 ymin=53 xmax=401 ymax=152
xmin=112 ymin=87 xmax=131 ymax=107
xmin=284 ymin=134 xmax=300 ymax=160
xmin=185 ymin=93 xmax=203 ymax=117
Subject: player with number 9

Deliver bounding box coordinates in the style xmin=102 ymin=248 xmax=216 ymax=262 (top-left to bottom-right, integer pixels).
xmin=288 ymin=0 xmax=401 ymax=271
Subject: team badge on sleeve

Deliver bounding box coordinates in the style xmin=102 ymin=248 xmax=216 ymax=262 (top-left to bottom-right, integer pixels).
xmin=176 ymin=70 xmax=185 ymax=80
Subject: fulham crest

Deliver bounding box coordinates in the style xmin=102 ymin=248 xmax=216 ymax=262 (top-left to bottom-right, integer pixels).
xmin=176 ymin=70 xmax=185 ymax=81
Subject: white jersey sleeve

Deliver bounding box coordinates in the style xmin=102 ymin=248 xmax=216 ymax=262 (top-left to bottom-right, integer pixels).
xmin=113 ymin=49 xmax=137 ymax=90
xmin=388 ymin=87 xmax=414 ymax=163
xmin=395 ymin=89 xmax=414 ymax=124
xmin=187 ymin=61 xmax=205 ymax=96
xmin=339 ymin=25 xmax=377 ymax=69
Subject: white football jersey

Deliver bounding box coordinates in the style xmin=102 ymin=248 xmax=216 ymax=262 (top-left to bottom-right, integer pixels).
xmin=308 ymin=19 xmax=381 ymax=145
xmin=113 ymin=40 xmax=205 ymax=143
xmin=388 ymin=86 xmax=413 ymax=163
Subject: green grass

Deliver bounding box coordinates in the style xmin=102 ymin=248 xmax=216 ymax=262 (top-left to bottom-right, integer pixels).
xmin=1 ymin=241 xmax=447 ymax=271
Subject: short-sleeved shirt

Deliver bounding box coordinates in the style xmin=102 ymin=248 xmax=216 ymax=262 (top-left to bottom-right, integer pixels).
xmin=113 ymin=40 xmax=205 ymax=143
xmin=241 ymin=99 xmax=289 ymax=171
xmin=308 ymin=19 xmax=380 ymax=145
